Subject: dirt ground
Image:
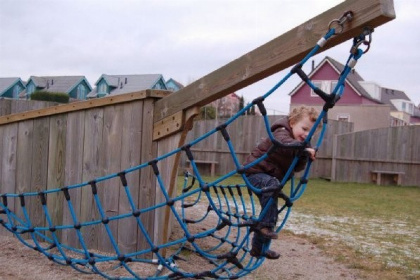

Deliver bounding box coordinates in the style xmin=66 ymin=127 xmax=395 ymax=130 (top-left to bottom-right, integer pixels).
xmin=0 ymin=232 xmax=361 ymax=280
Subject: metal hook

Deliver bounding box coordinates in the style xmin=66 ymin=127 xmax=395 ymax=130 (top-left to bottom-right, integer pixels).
xmin=328 ymin=11 xmax=354 ymax=35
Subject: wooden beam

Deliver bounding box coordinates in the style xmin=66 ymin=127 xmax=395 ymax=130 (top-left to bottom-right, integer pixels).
xmin=0 ymin=90 xmax=169 ymax=125
xmin=153 ymin=0 xmax=395 ymax=122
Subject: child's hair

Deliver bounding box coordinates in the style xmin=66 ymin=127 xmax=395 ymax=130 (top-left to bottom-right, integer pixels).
xmin=288 ymin=106 xmax=319 ymax=125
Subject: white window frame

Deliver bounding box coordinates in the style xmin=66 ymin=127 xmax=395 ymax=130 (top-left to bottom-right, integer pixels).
xmin=337 ymin=113 xmax=350 ymax=122
xmin=311 ymin=80 xmax=338 ymax=97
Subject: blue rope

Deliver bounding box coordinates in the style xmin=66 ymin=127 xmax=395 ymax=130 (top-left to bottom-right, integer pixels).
xmin=0 ymin=25 xmax=370 ymax=279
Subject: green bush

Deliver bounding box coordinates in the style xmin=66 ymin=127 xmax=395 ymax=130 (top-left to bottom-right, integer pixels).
xmin=198 ymin=106 xmax=216 ymax=120
xmin=30 ymin=91 xmax=69 ymax=103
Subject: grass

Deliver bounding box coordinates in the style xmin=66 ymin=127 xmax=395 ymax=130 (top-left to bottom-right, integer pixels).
xmin=177 ymin=175 xmax=420 ymax=279
xmin=286 ymin=179 xmax=420 ymax=280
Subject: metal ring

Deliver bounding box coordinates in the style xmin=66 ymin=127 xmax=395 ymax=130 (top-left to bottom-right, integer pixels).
xmin=328 ymin=19 xmax=344 ymax=35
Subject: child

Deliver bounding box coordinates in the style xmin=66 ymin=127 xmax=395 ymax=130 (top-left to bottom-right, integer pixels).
xmin=243 ymin=106 xmax=319 ymax=259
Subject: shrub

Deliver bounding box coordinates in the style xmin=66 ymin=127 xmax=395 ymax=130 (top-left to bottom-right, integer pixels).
xmin=198 ymin=106 xmax=216 ymax=120
xmin=30 ymin=91 xmax=69 ymax=103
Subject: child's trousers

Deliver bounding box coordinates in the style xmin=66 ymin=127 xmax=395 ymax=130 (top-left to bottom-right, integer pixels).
xmin=247 ymin=173 xmax=280 ymax=250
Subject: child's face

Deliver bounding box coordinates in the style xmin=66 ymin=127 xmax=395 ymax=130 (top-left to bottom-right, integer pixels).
xmin=290 ymin=115 xmax=314 ymax=142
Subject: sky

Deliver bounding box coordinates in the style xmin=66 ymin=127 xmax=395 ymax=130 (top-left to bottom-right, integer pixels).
xmin=0 ymin=0 xmax=418 ymax=114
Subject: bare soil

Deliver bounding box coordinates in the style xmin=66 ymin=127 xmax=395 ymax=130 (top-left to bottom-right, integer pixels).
xmin=0 ymin=232 xmax=361 ymax=280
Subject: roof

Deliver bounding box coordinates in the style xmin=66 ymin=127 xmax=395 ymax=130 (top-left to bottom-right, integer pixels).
xmin=289 ymin=56 xmax=378 ymax=103
xmin=27 ymin=76 xmax=90 ymax=93
xmin=88 ymin=74 xmax=166 ymax=97
xmin=166 ymin=78 xmax=184 ymax=89
xmin=0 ymin=77 xmax=23 ymax=95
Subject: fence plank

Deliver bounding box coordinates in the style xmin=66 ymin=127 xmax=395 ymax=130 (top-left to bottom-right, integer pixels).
xmin=15 ymin=120 xmax=34 ymax=239
xmin=46 ymin=114 xmax=67 ymax=241
xmin=62 ymin=110 xmax=86 ymax=248
xmin=0 ymin=124 xmax=18 ymax=236
xmin=138 ymin=99 xmax=156 ymax=255
xmin=98 ymin=105 xmax=124 ymax=252
xmin=29 ymin=118 xmax=50 ymax=230
xmin=80 ymin=108 xmax=104 ymax=250
xmin=118 ymin=101 xmax=143 ymax=254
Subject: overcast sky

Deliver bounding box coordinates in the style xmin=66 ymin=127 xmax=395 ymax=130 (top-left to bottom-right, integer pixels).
xmin=0 ymin=0 xmax=418 ymax=114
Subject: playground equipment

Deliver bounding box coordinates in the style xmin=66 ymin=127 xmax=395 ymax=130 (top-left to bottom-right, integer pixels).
xmin=0 ymin=0 xmax=395 ymax=279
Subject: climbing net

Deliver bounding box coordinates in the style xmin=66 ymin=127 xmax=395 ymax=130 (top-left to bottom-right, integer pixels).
xmin=0 ymin=12 xmax=373 ymax=280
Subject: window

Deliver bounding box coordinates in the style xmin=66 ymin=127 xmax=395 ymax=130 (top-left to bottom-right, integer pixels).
xmin=311 ymin=80 xmax=338 ymax=97
xmin=77 ymin=84 xmax=86 ymax=99
xmin=13 ymin=84 xmax=21 ymax=99
xmin=99 ymin=82 xmax=107 ymax=94
xmin=337 ymin=114 xmax=350 ymax=122
xmin=27 ymin=83 xmax=35 ymax=99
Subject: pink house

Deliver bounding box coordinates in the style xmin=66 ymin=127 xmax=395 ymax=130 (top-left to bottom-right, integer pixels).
xmin=213 ymin=92 xmax=241 ymax=118
xmin=289 ymin=56 xmax=418 ymax=131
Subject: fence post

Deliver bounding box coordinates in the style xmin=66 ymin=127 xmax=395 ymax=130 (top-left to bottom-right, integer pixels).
xmin=331 ymin=134 xmax=338 ymax=181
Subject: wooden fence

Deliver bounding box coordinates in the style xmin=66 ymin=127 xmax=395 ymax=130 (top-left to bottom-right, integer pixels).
xmin=0 ymin=99 xmax=57 ymax=117
xmin=0 ymin=91 xmax=174 ymax=254
xmin=332 ymin=126 xmax=420 ymax=186
xmin=182 ymin=116 xmax=419 ymax=187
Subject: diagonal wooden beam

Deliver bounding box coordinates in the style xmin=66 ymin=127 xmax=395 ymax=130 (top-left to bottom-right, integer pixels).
xmin=153 ymin=0 xmax=395 ymax=124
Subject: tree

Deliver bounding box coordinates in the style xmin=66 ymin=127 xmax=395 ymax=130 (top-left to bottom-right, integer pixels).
xmin=238 ymin=95 xmax=245 ymax=113
xmin=198 ymin=106 xmax=216 ymax=120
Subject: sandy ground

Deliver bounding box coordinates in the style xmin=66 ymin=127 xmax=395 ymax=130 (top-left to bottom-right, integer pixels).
xmin=0 ymin=232 xmax=361 ymax=280
xmin=0 ymin=193 xmax=363 ymax=280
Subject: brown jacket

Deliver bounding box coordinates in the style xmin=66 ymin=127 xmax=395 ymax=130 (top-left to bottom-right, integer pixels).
xmin=243 ymin=117 xmax=308 ymax=180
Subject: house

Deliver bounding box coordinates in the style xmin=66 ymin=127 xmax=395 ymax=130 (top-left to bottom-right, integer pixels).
xmin=21 ymin=76 xmax=92 ymax=100
xmin=209 ymin=93 xmax=241 ymax=119
xmin=165 ymin=78 xmax=184 ymax=92
xmin=87 ymin=74 xmax=167 ymax=98
xmin=289 ymin=56 xmax=417 ymax=131
xmin=0 ymin=77 xmax=26 ymax=99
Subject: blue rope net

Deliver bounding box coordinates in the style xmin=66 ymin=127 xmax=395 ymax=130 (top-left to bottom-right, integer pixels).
xmin=0 ymin=18 xmax=372 ymax=279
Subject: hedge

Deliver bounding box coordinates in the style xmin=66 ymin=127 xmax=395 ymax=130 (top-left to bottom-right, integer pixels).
xmin=30 ymin=91 xmax=70 ymax=103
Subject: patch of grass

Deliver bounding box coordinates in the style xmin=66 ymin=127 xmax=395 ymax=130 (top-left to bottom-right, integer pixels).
xmin=292 ymin=179 xmax=419 ymax=221
xmin=177 ymin=175 xmax=420 ymax=279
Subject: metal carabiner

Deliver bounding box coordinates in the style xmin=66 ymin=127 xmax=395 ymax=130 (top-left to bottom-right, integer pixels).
xmin=352 ymin=26 xmax=374 ymax=54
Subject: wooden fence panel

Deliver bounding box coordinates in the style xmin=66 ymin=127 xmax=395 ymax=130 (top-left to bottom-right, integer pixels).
xmin=182 ymin=116 xmax=418 ymax=186
xmin=183 ymin=116 xmax=352 ymax=179
xmin=0 ymin=99 xmax=12 ymax=116
xmin=334 ymin=126 xmax=420 ymax=186
xmin=0 ymin=99 xmax=56 ymax=117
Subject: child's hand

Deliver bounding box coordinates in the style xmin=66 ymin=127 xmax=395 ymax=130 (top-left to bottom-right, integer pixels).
xmin=305 ymin=148 xmax=316 ymax=161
